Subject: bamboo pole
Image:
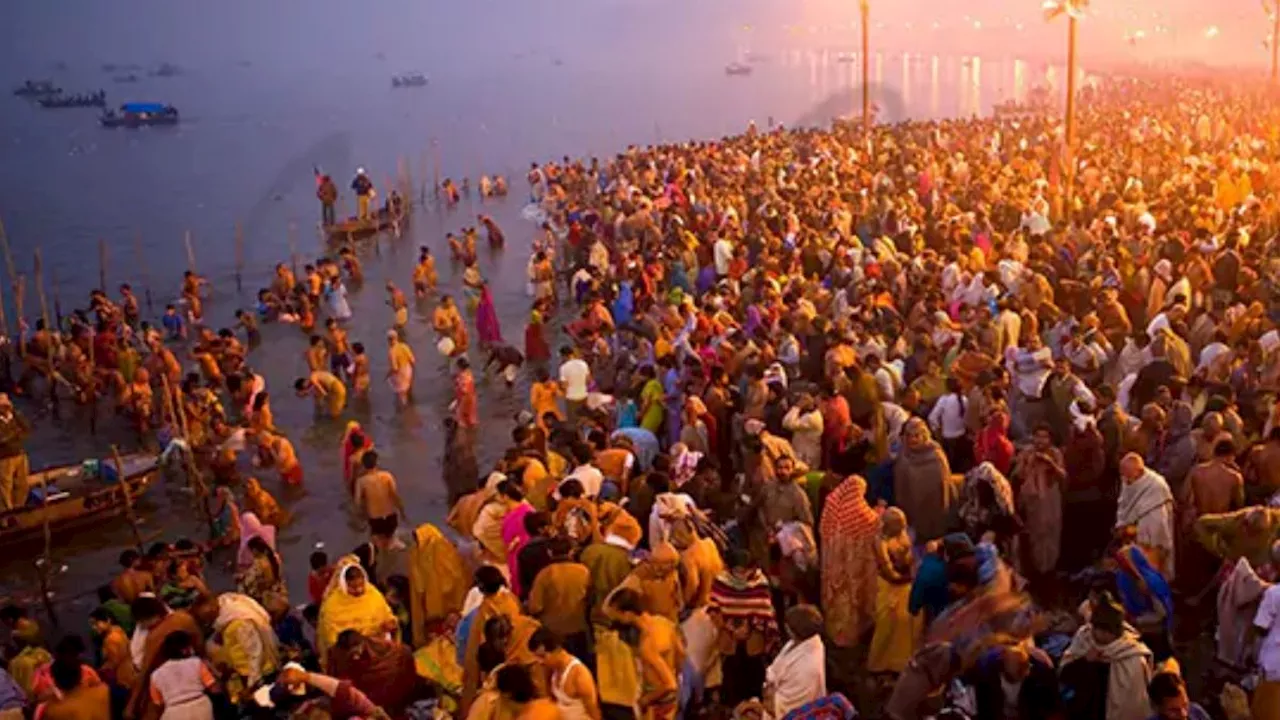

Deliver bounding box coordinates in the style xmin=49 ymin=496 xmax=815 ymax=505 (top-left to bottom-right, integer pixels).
xmin=98 ymin=238 xmax=107 ymax=291
xmin=111 ymin=445 xmax=145 ymax=553
xmin=234 ymin=224 xmax=244 ymax=293
xmin=161 ymin=373 xmax=216 ymax=542
xmin=49 ymin=265 xmax=63 ymax=331
xmin=13 ymin=275 xmax=24 ymax=360
xmin=33 ymin=250 xmax=57 ymax=415
xmin=288 ymin=221 xmax=299 ymax=279
xmin=135 ymin=231 xmax=153 ymax=313
xmin=35 ymin=434 xmax=58 ymax=627
xmin=87 ymin=321 xmax=97 ymax=434
xmin=184 ymin=231 xmax=196 ymax=274
xmin=0 ymin=217 xmax=16 ymax=293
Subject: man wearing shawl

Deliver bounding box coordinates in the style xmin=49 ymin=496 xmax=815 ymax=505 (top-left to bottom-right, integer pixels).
xmin=818 ymin=475 xmax=879 ymax=647
xmin=1115 ymin=454 xmax=1176 ymax=581
xmin=316 ymin=557 xmax=397 ymax=665
xmin=407 ymin=524 xmax=467 ymax=645
xmin=209 ymin=592 xmax=279 ymax=703
xmin=1011 ymin=425 xmax=1065 ymax=576
xmin=460 ymin=567 xmax=540 ymax=715
xmin=893 ymin=419 xmax=957 ymax=544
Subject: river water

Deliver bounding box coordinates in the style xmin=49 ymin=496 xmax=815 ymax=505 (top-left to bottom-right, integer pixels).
xmin=0 ymin=0 xmax=1067 ymax=617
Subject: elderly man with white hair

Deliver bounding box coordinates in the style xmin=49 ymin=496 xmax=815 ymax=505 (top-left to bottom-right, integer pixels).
xmin=1116 ymin=453 xmax=1177 ymax=581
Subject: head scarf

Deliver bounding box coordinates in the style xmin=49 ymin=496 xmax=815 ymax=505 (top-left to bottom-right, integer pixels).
xmin=408 ymin=524 xmax=468 ymax=645
xmin=819 ymin=475 xmax=879 ymax=539
xmin=316 ymin=555 xmax=396 ymax=663
xmin=238 ymin=512 xmax=277 ymax=569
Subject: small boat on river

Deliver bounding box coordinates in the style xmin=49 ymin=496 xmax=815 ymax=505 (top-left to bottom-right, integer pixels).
xmin=0 ymin=453 xmax=158 ymax=544
xmin=13 ymin=80 xmax=60 ymax=97
xmin=100 ymin=102 xmax=180 ymax=128
xmin=323 ymin=195 xmax=409 ymax=242
xmin=391 ymin=72 xmax=428 ymax=88
xmin=39 ymin=90 xmax=107 ymax=109
xmin=725 ymin=62 xmax=753 ymax=76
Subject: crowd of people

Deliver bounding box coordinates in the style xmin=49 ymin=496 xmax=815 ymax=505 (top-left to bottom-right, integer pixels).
xmin=7 ymin=72 xmax=1280 ymax=720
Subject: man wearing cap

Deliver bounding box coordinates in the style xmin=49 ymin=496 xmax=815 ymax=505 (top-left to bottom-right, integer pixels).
xmin=351 ymin=169 xmax=374 ymax=219
xmin=0 ymin=394 xmax=30 ymax=510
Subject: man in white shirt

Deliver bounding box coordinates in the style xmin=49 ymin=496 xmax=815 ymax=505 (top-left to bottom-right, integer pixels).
xmin=713 ymin=233 xmax=734 ymax=277
xmin=558 ymin=346 xmax=591 ymax=424
xmin=1252 ymin=543 xmax=1280 ymax=684
xmin=558 ymin=443 xmax=604 ymax=499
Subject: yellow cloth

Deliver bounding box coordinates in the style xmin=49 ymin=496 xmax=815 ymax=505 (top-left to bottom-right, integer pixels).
xmin=317 ymin=557 xmax=396 ymax=664
xmin=1256 ymin=680 xmax=1280 ymax=720
xmin=413 ymin=636 xmax=463 ymax=712
xmin=594 ymin=627 xmax=640 ymax=709
xmin=463 ymin=593 xmax=525 ymax=709
xmin=9 ymin=646 xmax=51 ymax=694
xmin=866 ymin=575 xmax=921 ymax=673
xmin=527 ymin=562 xmax=591 ymax=637
xmin=409 ymin=524 xmax=468 ymax=646
xmin=389 ymin=342 xmax=416 ymax=373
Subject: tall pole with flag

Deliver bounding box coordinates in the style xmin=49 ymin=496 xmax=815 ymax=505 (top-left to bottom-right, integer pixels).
xmin=861 ymin=0 xmax=871 ymax=135
xmin=1044 ymin=0 xmax=1088 ymax=220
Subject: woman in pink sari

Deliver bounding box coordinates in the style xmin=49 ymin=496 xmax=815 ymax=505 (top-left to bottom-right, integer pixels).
xmin=499 ymin=501 xmax=534 ymax=595
xmin=475 ymin=285 xmax=503 ymax=348
xmin=237 ymin=512 xmax=277 ymax=571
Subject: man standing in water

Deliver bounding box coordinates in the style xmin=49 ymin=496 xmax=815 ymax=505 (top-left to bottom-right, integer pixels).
xmin=315 ymin=169 xmax=338 ymax=226
xmin=354 ymin=451 xmax=406 ymax=550
xmin=352 ymin=168 xmax=374 ymax=219
xmin=0 ymin=394 xmax=31 ymax=510
xmin=386 ymin=330 xmax=415 ymax=407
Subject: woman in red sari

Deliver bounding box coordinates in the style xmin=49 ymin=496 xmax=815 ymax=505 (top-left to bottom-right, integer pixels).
xmin=973 ymin=409 xmax=1014 ymax=475
xmin=819 ymin=474 xmax=880 ymax=647
xmin=524 ymin=309 xmax=551 ymax=365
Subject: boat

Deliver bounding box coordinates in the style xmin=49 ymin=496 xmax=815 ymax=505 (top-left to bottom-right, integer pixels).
xmin=323 ymin=195 xmax=410 ymax=241
xmin=39 ymin=90 xmax=107 ymax=109
xmin=99 ymin=102 xmax=180 ymax=128
xmin=0 ymin=453 xmax=159 ymax=544
xmin=150 ymin=62 xmax=181 ymax=78
xmin=13 ymin=80 xmax=60 ymax=97
xmin=113 ymin=74 xmax=139 ymax=84
xmin=725 ymin=62 xmax=753 ymax=76
xmin=391 ymin=72 xmax=428 ymax=88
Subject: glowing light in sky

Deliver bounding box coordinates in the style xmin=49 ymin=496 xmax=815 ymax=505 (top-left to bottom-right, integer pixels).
xmin=1205 ymin=25 xmax=1220 ymax=39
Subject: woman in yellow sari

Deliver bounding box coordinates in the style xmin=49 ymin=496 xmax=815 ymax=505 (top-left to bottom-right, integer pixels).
xmin=316 ymin=556 xmax=397 ymax=664
xmin=408 ymin=524 xmax=468 ymax=645
xmin=433 ymin=295 xmax=469 ymax=355
xmin=242 ymin=477 xmax=289 ymax=528
xmin=867 ymin=507 xmax=921 ymax=675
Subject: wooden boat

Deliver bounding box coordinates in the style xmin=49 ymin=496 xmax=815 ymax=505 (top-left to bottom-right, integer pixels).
xmin=39 ymin=90 xmax=107 ymax=109
xmin=323 ymin=196 xmax=410 ymax=241
xmin=0 ymin=453 xmax=159 ymax=544
xmin=13 ymin=80 xmax=60 ymax=97
xmin=725 ymin=62 xmax=753 ymax=76
xmin=100 ymin=102 xmax=180 ymax=128
xmin=391 ymin=72 xmax=428 ymax=88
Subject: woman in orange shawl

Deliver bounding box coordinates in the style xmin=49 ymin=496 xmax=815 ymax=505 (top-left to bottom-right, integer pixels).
xmin=973 ymin=410 xmax=1014 ymax=476
xmin=819 ymin=475 xmax=880 ymax=647
xmin=407 ymin=524 xmax=468 ymax=644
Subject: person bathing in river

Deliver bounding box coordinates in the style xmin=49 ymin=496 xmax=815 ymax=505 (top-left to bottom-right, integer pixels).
xmin=294 ymin=370 xmax=347 ymax=419
xmin=386 ymin=330 xmax=416 ymax=408
xmin=433 ymin=294 xmax=468 ymax=356
xmin=412 ymin=247 xmax=437 ymax=298
xmin=485 ymin=343 xmax=525 ymax=387
xmin=480 ymin=214 xmax=505 ymax=248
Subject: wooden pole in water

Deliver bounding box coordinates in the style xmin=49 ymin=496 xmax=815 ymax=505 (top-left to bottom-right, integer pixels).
xmin=432 ymin=137 xmax=441 ymax=201
xmin=50 ymin=266 xmax=63 ymax=330
xmin=111 ymin=445 xmax=145 ymax=553
xmin=135 ymin=231 xmax=154 ymax=314
xmin=234 ymin=224 xmax=244 ymax=293
xmin=87 ymin=321 xmax=97 ymax=434
xmin=160 ymin=373 xmax=215 ymax=541
xmin=98 ymin=238 xmax=107 ymax=291
xmin=13 ymin=275 xmax=25 ymax=360
xmin=288 ymin=221 xmax=299 ymax=278
xmin=184 ymin=231 xmax=196 ymax=274
xmin=33 ymin=250 xmax=58 ymax=416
